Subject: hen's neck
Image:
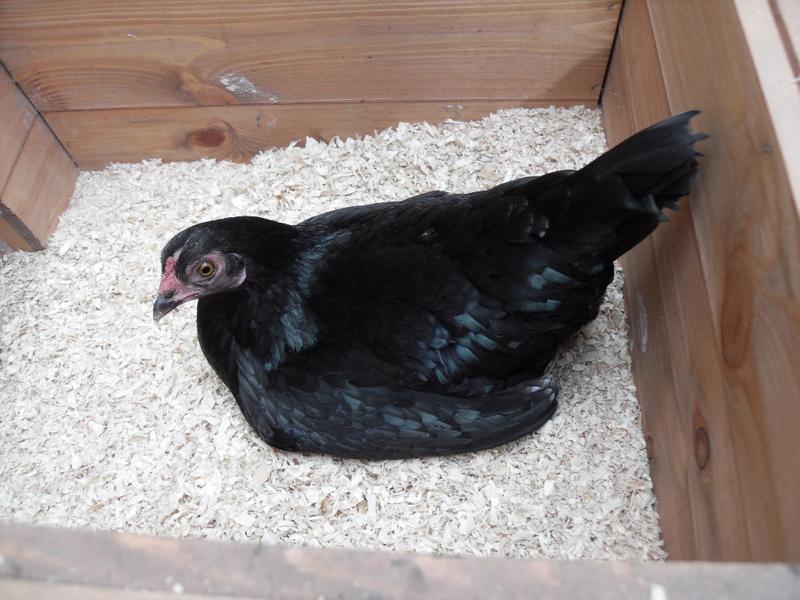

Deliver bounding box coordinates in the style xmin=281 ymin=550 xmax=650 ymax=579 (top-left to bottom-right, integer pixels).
xmin=197 ymin=234 xmax=333 ymax=373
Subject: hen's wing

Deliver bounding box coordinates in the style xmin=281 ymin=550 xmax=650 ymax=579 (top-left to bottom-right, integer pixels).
xmin=230 ymin=334 xmax=558 ymax=458
xmin=303 ymin=178 xmax=613 ymax=388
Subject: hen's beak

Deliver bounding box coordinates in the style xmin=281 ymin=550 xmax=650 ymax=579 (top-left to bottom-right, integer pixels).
xmin=154 ymin=255 xmax=184 ymax=322
xmin=153 ymin=294 xmax=178 ymax=322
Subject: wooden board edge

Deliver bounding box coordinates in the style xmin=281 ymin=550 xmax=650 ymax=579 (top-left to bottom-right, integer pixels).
xmin=0 ymin=579 xmax=265 ymax=600
xmin=0 ymin=61 xmax=37 ymax=192
xmin=732 ymin=0 xmax=800 ymax=214
xmin=0 ymin=213 xmax=35 ymax=251
xmin=0 ymin=116 xmax=77 ymax=250
xmin=0 ymin=207 xmax=40 ymax=251
xmin=0 ymin=523 xmax=799 ymax=600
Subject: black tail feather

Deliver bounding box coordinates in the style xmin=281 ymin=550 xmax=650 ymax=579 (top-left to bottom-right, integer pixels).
xmin=550 ymin=110 xmax=707 ymax=261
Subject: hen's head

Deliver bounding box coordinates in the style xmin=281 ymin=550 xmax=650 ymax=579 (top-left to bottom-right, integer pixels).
xmin=153 ymin=220 xmax=248 ymax=321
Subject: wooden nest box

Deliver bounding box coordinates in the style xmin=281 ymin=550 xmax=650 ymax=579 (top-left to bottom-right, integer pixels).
xmin=0 ymin=0 xmax=798 ymax=591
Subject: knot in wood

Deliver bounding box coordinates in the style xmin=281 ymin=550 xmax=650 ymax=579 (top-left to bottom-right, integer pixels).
xmin=694 ymin=426 xmax=711 ymax=469
xmin=187 ymin=127 xmax=226 ymax=148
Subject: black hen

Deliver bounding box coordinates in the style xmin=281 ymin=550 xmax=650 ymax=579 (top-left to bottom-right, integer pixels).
xmin=154 ymin=112 xmax=706 ymax=459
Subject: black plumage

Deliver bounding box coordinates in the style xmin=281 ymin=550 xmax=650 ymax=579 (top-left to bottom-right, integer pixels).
xmin=154 ymin=111 xmax=706 ymax=459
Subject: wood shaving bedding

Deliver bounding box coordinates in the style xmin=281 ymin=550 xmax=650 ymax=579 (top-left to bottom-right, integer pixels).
xmin=0 ymin=107 xmax=665 ymax=560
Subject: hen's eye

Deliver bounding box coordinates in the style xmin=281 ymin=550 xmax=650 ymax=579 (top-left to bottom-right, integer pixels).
xmin=198 ymin=261 xmax=215 ymax=277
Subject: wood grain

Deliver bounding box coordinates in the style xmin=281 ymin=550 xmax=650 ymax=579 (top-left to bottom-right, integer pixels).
xmin=0 ymin=0 xmax=620 ymax=112
xmin=1 ymin=523 xmax=799 ymax=600
xmin=0 ymin=580 xmax=263 ymax=600
xmin=0 ymin=64 xmax=36 ymax=190
xmin=649 ymin=0 xmax=800 ymax=560
xmin=45 ymin=100 xmax=584 ymax=168
xmin=603 ymin=0 xmax=800 ymax=561
xmin=0 ymin=116 xmax=77 ymax=249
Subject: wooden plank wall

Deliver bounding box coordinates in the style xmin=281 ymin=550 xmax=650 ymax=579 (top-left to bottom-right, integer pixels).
xmin=43 ymin=100 xmax=579 ymax=168
xmin=0 ymin=65 xmax=77 ymax=251
xmin=0 ymin=0 xmax=621 ymax=168
xmin=1 ymin=523 xmax=799 ymax=600
xmin=602 ymin=0 xmax=800 ymax=561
